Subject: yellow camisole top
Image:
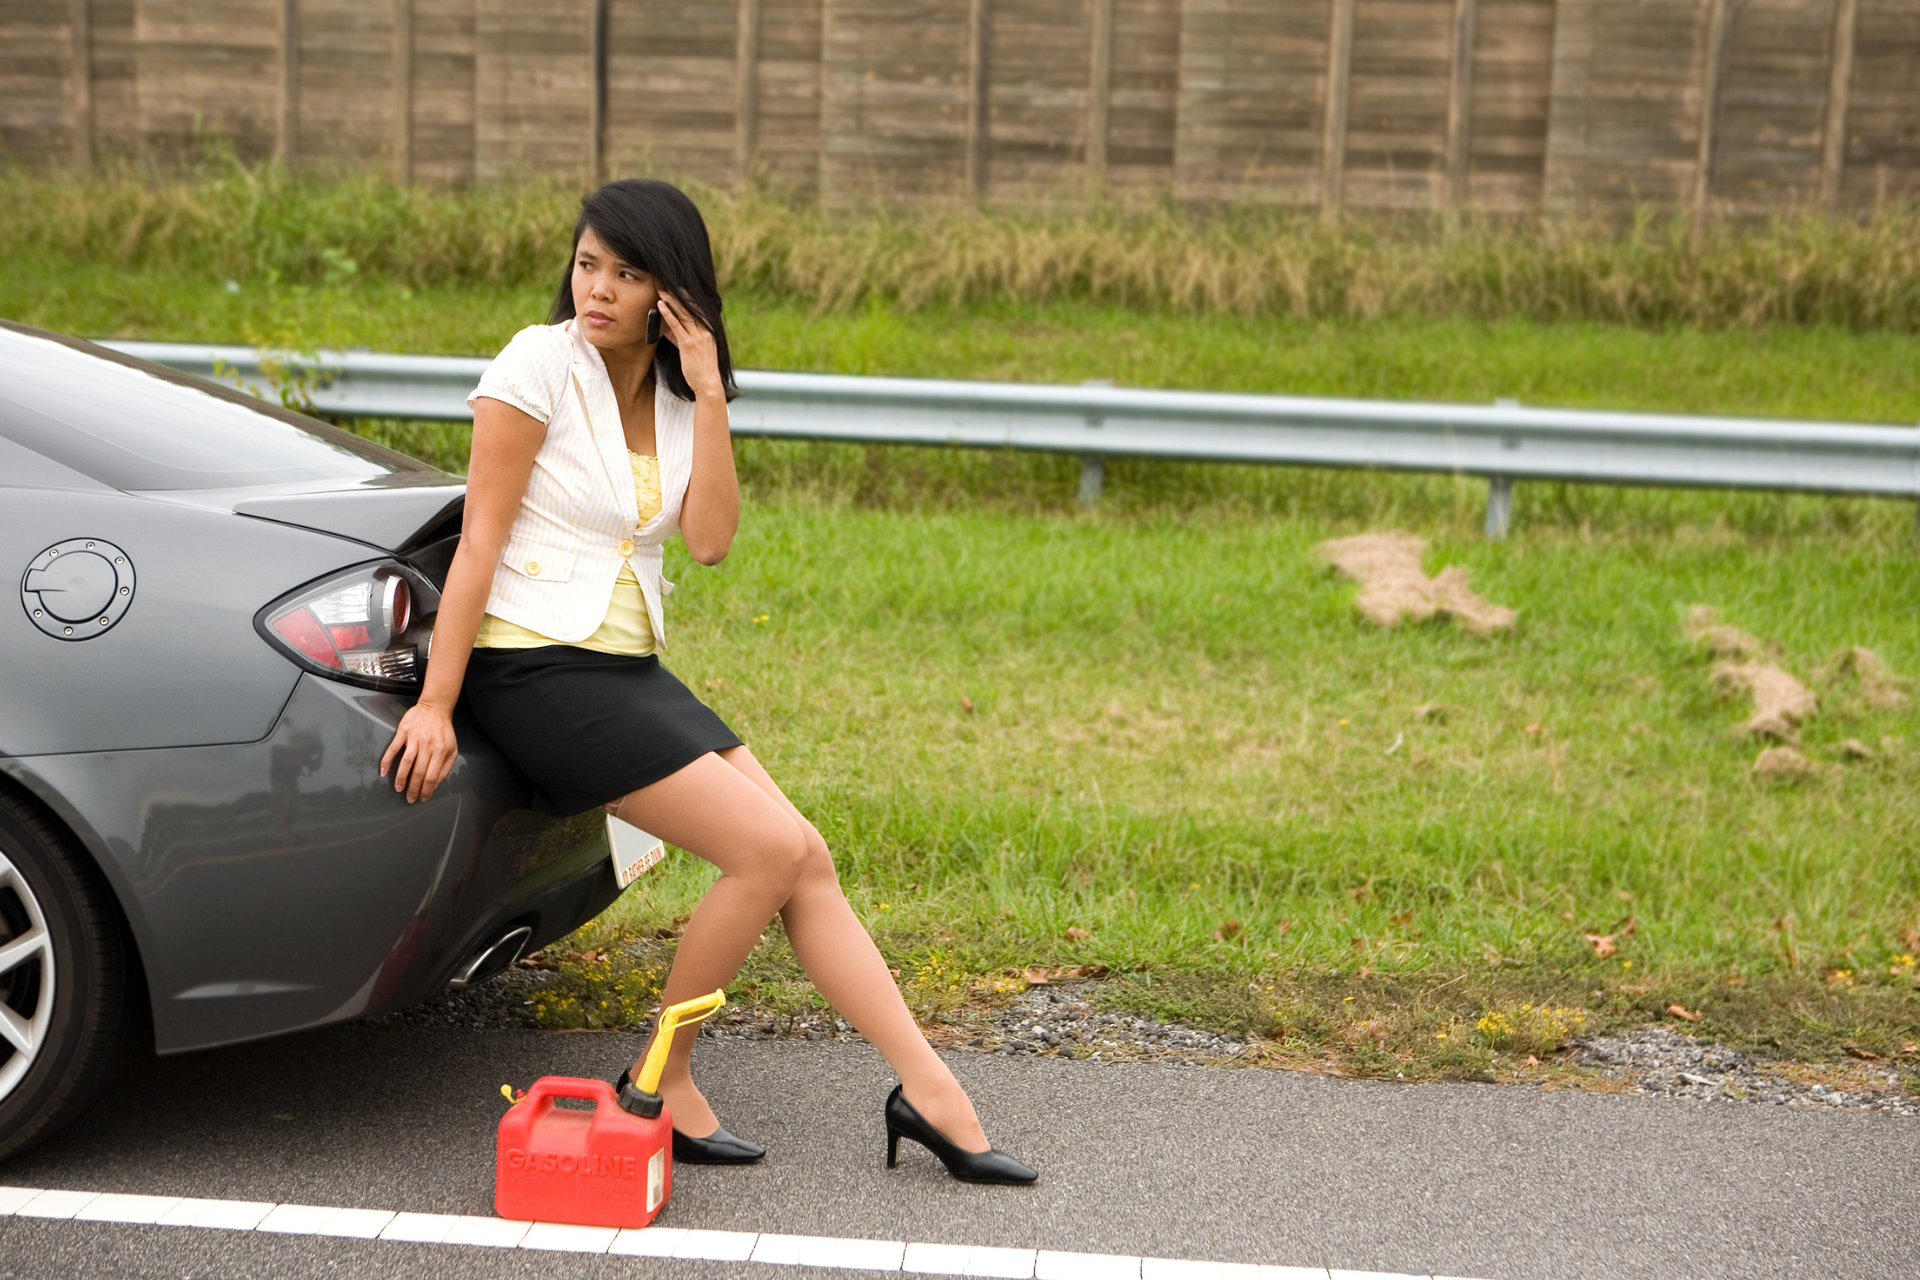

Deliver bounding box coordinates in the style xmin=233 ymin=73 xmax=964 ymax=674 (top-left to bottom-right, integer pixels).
xmin=475 ymin=451 xmax=663 ymax=656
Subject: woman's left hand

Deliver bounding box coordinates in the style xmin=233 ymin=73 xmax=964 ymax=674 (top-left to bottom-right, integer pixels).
xmin=657 ymin=290 xmax=724 ymax=401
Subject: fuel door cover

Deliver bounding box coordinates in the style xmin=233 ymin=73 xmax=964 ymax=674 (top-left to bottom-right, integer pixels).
xmin=21 ymin=538 xmax=136 ymax=640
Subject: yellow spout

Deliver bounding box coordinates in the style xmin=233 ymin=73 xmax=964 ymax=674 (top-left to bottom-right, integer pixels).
xmin=635 ymin=990 xmax=726 ymax=1095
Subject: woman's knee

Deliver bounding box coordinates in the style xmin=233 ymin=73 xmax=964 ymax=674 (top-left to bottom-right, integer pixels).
xmin=748 ymin=820 xmax=810 ymax=893
xmin=795 ymin=820 xmax=836 ymax=879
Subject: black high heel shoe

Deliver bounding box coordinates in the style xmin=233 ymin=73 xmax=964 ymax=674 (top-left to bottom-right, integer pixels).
xmin=613 ymin=1070 xmax=766 ymax=1165
xmin=884 ymin=1085 xmax=1036 ymax=1185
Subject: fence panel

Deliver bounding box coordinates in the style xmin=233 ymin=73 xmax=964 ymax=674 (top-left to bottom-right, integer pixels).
xmin=1846 ymin=0 xmax=1920 ymax=205
xmin=607 ymin=0 xmax=738 ymax=187
xmin=0 ymin=1 xmax=74 ymax=167
xmin=820 ymin=0 xmax=973 ymax=204
xmin=474 ymin=0 xmax=591 ymax=182
xmin=1174 ymin=0 xmax=1332 ymax=204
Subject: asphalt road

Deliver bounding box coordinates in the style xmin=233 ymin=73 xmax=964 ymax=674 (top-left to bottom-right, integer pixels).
xmin=0 ymin=1020 xmax=1913 ymax=1280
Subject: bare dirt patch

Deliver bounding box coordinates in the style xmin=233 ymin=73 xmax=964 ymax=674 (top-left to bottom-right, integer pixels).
xmin=1820 ymin=646 xmax=1911 ymax=711
xmin=1682 ymin=605 xmax=1768 ymax=660
xmin=1711 ymin=661 xmax=1818 ymax=742
xmin=1752 ymin=744 xmax=1818 ymax=779
xmin=1318 ymin=532 xmax=1514 ymax=637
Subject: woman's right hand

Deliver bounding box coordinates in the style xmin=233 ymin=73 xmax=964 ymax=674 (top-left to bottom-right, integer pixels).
xmin=381 ymin=701 xmax=459 ymax=803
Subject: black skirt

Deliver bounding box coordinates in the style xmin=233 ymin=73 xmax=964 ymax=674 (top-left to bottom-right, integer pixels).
xmin=461 ymin=646 xmax=742 ymax=817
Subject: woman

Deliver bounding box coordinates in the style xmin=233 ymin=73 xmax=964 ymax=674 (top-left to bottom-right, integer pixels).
xmin=378 ymin=179 xmax=1034 ymax=1186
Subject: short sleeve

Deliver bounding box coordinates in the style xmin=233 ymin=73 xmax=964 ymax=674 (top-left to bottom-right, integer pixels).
xmin=468 ymin=324 xmax=568 ymax=423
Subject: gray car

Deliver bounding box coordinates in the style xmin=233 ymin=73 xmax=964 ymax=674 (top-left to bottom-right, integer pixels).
xmin=0 ymin=319 xmax=617 ymax=1159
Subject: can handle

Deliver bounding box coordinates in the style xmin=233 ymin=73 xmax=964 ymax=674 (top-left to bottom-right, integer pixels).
xmin=634 ymin=990 xmax=726 ymax=1094
xmin=520 ymin=1077 xmax=620 ymax=1110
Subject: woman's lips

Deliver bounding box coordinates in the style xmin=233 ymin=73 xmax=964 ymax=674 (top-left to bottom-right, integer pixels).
xmin=584 ymin=310 xmax=613 ymax=324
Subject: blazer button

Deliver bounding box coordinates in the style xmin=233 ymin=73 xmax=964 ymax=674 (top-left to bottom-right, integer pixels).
xmin=525 ymin=560 xmax=540 ymax=576
xmin=617 ymin=538 xmax=635 ymax=557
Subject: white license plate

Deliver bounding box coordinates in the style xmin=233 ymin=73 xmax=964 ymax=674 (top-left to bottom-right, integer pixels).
xmin=607 ymin=813 xmax=666 ymax=889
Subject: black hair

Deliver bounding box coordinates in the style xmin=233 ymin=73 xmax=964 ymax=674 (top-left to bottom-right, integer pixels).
xmin=550 ymin=179 xmax=737 ymax=403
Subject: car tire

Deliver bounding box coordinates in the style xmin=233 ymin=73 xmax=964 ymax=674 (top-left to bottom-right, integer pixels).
xmin=0 ymin=790 xmax=144 ymax=1162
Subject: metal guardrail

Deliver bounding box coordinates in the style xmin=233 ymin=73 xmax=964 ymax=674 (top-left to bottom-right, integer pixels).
xmin=102 ymin=340 xmax=1920 ymax=538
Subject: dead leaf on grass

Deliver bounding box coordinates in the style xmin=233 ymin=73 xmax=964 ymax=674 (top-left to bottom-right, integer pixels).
xmin=959 ymin=695 xmax=975 ymax=713
xmin=1389 ymin=911 xmax=1415 ymax=927
xmin=1842 ymin=738 xmax=1874 ymax=760
xmin=1844 ymin=1045 xmax=1881 ymax=1061
xmin=1021 ymin=968 xmax=1051 ymax=986
xmin=1667 ymin=1004 xmax=1702 ymax=1022
xmin=1274 ymin=919 xmax=1295 ymax=935
xmin=1062 ymin=927 xmax=1091 ymax=942
xmin=1586 ymin=933 xmax=1618 ymax=958
xmin=1213 ymin=919 xmax=1243 ymax=942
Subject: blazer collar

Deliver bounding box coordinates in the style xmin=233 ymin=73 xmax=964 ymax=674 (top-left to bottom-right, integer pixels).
xmin=566 ymin=320 xmax=641 ymax=528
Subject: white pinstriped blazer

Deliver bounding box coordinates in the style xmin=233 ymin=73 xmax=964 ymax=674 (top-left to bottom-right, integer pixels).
xmin=466 ymin=320 xmax=697 ymax=647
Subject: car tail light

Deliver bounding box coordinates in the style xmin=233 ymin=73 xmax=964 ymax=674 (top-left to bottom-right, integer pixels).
xmin=256 ymin=561 xmax=438 ymax=691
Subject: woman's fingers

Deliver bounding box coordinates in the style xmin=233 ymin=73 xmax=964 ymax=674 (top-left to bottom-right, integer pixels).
xmin=657 ymin=291 xmax=709 ymax=341
xmin=379 ymin=731 xmax=403 ymax=779
xmin=392 ymin=734 xmax=419 ymax=796
xmin=383 ymin=708 xmax=458 ymax=803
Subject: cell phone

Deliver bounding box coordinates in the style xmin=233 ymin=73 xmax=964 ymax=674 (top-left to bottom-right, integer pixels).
xmin=645 ymin=306 xmax=663 ymax=345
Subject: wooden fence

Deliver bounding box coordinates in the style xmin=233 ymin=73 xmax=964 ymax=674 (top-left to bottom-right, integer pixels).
xmin=4 ymin=0 xmax=1917 ymax=213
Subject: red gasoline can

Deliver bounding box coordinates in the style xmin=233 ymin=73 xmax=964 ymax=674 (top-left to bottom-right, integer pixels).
xmin=495 ymin=1077 xmax=670 ymax=1228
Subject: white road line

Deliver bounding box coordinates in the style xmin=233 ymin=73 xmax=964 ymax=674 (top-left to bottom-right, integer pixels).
xmin=74 ymin=1193 xmax=184 ymax=1225
xmin=15 ymin=1188 xmax=97 ymax=1219
xmin=0 ymin=1184 xmax=1495 ymax=1280
xmin=1036 ymin=1250 xmax=1140 ymax=1280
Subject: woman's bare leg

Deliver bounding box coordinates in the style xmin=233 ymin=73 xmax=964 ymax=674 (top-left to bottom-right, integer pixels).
xmin=605 ymin=751 xmax=809 ymax=1139
xmin=715 ymin=745 xmax=989 ymax=1153
xmin=609 ymin=745 xmax=990 ymax=1152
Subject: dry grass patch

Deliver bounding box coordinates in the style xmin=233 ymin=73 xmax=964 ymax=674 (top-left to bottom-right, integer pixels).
xmin=1712 ymin=661 xmax=1818 ymax=742
xmin=1318 ymin=532 xmax=1515 ymax=636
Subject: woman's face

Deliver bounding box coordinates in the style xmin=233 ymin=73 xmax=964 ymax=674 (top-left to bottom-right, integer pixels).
xmin=570 ymin=225 xmax=660 ymax=352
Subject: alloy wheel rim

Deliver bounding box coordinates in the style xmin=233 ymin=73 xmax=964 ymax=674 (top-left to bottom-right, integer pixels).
xmin=0 ymin=850 xmax=55 ymax=1104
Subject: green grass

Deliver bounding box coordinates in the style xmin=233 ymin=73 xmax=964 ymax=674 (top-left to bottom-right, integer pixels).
xmin=6 ymin=167 xmax=1919 ymax=1078
xmin=561 ymin=500 xmax=1920 ymax=1076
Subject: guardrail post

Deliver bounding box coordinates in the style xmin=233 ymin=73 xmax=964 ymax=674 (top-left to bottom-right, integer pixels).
xmin=1079 ymin=455 xmax=1105 ymax=508
xmin=1079 ymin=378 xmax=1112 ymax=508
xmin=1484 ymin=476 xmax=1512 ymax=540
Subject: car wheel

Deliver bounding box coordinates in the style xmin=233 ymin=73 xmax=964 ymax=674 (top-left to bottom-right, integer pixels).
xmin=0 ymin=791 xmax=143 ymax=1161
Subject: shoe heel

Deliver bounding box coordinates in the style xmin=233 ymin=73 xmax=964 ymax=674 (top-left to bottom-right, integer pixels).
xmin=886 ymin=1127 xmax=901 ymax=1169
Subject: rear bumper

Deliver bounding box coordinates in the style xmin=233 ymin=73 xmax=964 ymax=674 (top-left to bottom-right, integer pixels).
xmin=2 ymin=675 xmax=620 ymax=1054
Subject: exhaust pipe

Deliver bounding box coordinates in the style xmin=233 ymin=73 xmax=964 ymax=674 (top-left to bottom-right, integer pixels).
xmin=448 ymin=925 xmax=533 ymax=990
